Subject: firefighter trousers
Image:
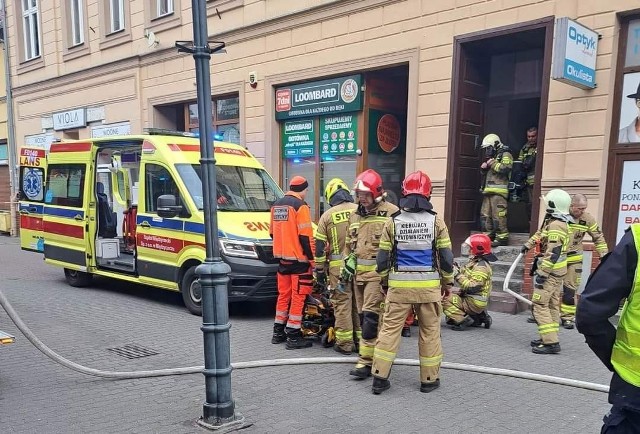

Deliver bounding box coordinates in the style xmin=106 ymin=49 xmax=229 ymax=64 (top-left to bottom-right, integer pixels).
xmin=442 ymin=294 xmax=483 ymax=324
xmin=561 ymin=262 xmax=581 ymax=322
xmin=372 ymin=301 xmax=443 ymax=384
xmin=329 ymin=267 xmax=361 ymax=352
xmin=354 ymin=280 xmax=385 ymax=368
xmin=532 ymin=273 xmax=563 ymax=344
xmin=480 ymin=194 xmax=508 ymax=241
xmin=274 ymin=269 xmax=313 ymax=331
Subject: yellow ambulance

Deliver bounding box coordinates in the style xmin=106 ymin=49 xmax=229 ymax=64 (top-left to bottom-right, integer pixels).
xmin=18 ymin=131 xmax=283 ymax=315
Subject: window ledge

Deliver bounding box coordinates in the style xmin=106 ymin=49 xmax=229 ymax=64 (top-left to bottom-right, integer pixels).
xmin=16 ymin=57 xmax=45 ymax=75
xmin=63 ymin=43 xmax=91 ymax=62
xmin=99 ymin=29 xmax=132 ymax=50
xmin=148 ymin=13 xmax=182 ymax=33
xmin=207 ymin=0 xmax=243 ymax=16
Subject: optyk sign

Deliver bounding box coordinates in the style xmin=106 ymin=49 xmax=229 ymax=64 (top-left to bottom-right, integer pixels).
xmin=552 ymin=18 xmax=599 ymax=90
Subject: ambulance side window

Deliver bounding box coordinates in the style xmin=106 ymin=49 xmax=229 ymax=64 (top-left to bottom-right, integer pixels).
xmin=145 ymin=163 xmax=182 ymax=214
xmin=45 ymin=164 xmax=86 ymax=208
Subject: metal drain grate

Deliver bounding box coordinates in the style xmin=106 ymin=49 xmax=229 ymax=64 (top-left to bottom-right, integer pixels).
xmin=107 ymin=344 xmax=159 ymax=359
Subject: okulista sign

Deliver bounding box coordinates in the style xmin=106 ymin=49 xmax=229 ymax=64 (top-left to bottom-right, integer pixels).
xmin=275 ymin=75 xmax=362 ymax=120
xmin=552 ymin=18 xmax=599 ymax=89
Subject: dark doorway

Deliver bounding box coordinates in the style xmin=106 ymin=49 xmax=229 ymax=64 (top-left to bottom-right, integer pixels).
xmin=445 ymin=18 xmax=553 ymax=253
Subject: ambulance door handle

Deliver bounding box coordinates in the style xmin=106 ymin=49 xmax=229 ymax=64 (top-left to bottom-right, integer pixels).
xmin=140 ymin=221 xmax=151 ymax=228
xmin=74 ymin=214 xmax=84 ymax=221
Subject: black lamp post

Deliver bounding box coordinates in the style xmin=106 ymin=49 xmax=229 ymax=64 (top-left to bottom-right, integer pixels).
xmin=176 ymin=0 xmax=244 ymax=429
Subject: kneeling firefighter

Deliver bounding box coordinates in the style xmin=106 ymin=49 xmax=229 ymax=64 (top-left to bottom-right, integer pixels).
xmin=346 ymin=169 xmax=400 ymax=379
xmin=370 ymin=170 xmax=455 ymax=394
xmin=314 ymin=178 xmax=361 ymax=354
xmin=442 ymin=234 xmax=496 ymax=330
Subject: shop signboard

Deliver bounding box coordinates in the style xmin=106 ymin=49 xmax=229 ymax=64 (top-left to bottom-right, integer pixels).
xmin=275 ymin=75 xmax=362 ymax=120
xmin=320 ymin=114 xmax=358 ymax=156
xmin=617 ymin=160 xmax=640 ymax=243
xmin=552 ymin=17 xmax=599 ymax=90
xmin=281 ymin=118 xmax=315 ymax=158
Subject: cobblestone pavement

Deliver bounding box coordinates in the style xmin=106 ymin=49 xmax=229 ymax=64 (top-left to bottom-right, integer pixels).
xmin=0 ymin=236 xmax=611 ymax=433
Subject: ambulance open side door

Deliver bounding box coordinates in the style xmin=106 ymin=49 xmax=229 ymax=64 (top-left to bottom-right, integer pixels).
xmin=18 ymin=147 xmax=47 ymax=252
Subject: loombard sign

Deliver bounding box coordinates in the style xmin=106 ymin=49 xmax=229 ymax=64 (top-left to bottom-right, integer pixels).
xmin=552 ymin=18 xmax=599 ymax=89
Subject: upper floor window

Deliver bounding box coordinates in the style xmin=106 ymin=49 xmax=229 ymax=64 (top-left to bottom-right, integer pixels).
xmin=69 ymin=0 xmax=85 ymax=46
xmin=21 ymin=0 xmax=41 ymax=60
xmin=110 ymin=0 xmax=125 ymax=33
xmin=156 ymin=0 xmax=173 ymax=18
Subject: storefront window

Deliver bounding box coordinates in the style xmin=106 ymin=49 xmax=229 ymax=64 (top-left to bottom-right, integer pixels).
xmin=186 ymin=95 xmax=240 ymax=144
xmin=319 ymin=155 xmax=357 ymax=214
xmin=284 ymin=157 xmax=317 ymax=218
xmin=625 ymin=19 xmax=640 ymax=68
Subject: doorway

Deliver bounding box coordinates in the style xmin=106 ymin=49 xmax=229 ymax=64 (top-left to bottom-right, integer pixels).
xmin=445 ymin=18 xmax=553 ymax=253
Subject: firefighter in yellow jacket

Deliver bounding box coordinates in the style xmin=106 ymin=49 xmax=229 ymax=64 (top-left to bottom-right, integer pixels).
xmin=369 ymin=170 xmax=454 ymax=394
xmin=523 ymin=189 xmax=571 ymax=354
xmin=560 ymin=194 xmax=608 ymax=329
xmin=345 ymin=169 xmax=400 ymax=379
xmin=314 ymin=178 xmax=360 ymax=354
xmin=443 ymin=234 xmax=496 ymax=331
xmin=480 ymin=133 xmax=513 ymax=247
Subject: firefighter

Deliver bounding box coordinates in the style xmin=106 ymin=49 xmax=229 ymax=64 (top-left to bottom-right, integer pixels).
xmin=370 ymin=170 xmax=454 ymax=394
xmin=518 ymin=127 xmax=538 ymax=218
xmin=577 ymin=224 xmax=640 ymax=431
xmin=560 ymin=194 xmax=608 ymax=330
xmin=314 ymin=178 xmax=360 ymax=355
xmin=480 ymin=133 xmax=513 ymax=247
xmin=523 ymin=189 xmax=571 ymax=354
xmin=269 ymin=176 xmax=315 ymax=350
xmin=442 ymin=234 xmax=496 ymax=331
xmin=345 ymin=169 xmax=400 ymax=379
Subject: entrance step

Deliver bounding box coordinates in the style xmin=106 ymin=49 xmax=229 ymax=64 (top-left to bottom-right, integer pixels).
xmin=488 ymin=291 xmax=530 ymax=314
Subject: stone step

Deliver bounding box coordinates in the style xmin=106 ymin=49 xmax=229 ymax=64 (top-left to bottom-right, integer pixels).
xmin=453 ymin=258 xmax=525 ymax=282
xmin=488 ymin=291 xmax=530 ymax=314
xmin=492 ymin=275 xmax=523 ymax=294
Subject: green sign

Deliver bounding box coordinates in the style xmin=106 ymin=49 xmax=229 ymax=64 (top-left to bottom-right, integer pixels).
xmin=281 ymin=119 xmax=315 ymax=158
xmin=275 ymin=75 xmax=363 ymax=120
xmin=320 ymin=114 xmax=358 ymax=155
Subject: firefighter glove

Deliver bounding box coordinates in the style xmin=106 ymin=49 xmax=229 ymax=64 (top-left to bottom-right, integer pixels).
xmin=314 ymin=268 xmax=327 ymax=286
xmin=342 ymin=254 xmax=357 ymax=280
xmin=534 ymin=273 xmax=547 ymax=286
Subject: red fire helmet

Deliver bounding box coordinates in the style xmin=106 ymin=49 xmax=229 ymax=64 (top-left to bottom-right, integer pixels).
xmin=464 ymin=233 xmax=493 ymax=256
xmin=353 ymin=169 xmax=384 ymax=200
xmin=401 ymin=171 xmax=432 ymax=198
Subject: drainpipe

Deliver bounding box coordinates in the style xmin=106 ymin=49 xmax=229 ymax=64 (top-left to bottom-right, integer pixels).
xmin=1 ymin=2 xmax=18 ymax=237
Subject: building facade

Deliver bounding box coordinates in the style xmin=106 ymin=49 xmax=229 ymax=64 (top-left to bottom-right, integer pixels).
xmin=3 ymin=0 xmax=640 ymax=252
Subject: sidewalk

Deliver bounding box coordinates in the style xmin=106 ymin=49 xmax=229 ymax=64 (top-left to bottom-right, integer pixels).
xmin=0 ymin=236 xmax=611 ymax=433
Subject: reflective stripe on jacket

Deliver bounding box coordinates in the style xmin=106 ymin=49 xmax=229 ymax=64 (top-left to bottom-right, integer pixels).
xmin=315 ymin=202 xmax=357 ymax=270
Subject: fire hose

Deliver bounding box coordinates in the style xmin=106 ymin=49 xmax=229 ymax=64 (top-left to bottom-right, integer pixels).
xmin=0 ymin=286 xmax=607 ymax=393
xmin=503 ymin=252 xmax=533 ymax=306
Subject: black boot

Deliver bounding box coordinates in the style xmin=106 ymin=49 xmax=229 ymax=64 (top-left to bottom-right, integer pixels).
xmin=532 ymin=342 xmax=561 ymax=354
xmin=271 ymin=323 xmax=286 ymax=344
xmin=483 ymin=314 xmax=492 ymax=329
xmin=401 ymin=326 xmax=411 ymax=337
xmin=530 ymin=338 xmax=542 ymax=347
xmin=470 ymin=313 xmax=484 ymax=327
xmin=349 ymin=364 xmax=372 ymax=379
xmin=420 ymin=378 xmax=440 ymax=393
xmin=526 ymin=315 xmax=537 ymax=324
xmin=285 ymin=330 xmax=312 ymax=350
xmin=451 ymin=316 xmax=475 ymax=331
xmin=562 ymin=319 xmax=575 ymax=330
xmin=372 ymin=377 xmax=391 ymax=395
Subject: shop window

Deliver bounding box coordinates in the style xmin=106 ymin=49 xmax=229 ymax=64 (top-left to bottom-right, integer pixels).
xmin=185 ymin=95 xmax=240 ymax=144
xmin=0 ymin=142 xmax=7 ymax=164
xmin=319 ymin=155 xmax=357 ymax=214
xmin=284 ymin=157 xmax=317 ymax=218
xmin=45 ymin=164 xmax=86 ymax=208
xmin=20 ymin=0 xmax=41 ymax=61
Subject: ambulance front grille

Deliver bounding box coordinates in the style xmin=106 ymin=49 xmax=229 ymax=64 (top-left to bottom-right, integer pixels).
xmin=254 ymin=276 xmax=278 ymax=297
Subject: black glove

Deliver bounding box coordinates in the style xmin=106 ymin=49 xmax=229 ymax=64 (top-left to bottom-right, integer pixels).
xmin=314 ymin=269 xmax=327 ymax=286
xmin=521 ymin=245 xmax=529 ymax=254
xmin=534 ymin=273 xmax=547 ymax=286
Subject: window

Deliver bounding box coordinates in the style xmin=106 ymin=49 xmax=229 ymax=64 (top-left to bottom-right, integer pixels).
xmin=45 ymin=165 xmax=86 ymax=208
xmin=186 ymin=95 xmax=240 ymax=144
xmin=21 ymin=0 xmax=41 ymax=61
xmin=156 ymin=0 xmax=173 ymax=17
xmin=0 ymin=143 xmax=7 ymax=164
xmin=144 ymin=163 xmax=183 ymax=214
xmin=109 ymin=0 xmax=125 ymax=33
xmin=69 ymin=0 xmax=85 ymax=46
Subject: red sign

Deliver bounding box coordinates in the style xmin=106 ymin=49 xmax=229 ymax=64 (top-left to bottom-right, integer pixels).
xmin=276 ymin=89 xmax=292 ymax=112
xmin=377 ymin=114 xmax=401 ymax=153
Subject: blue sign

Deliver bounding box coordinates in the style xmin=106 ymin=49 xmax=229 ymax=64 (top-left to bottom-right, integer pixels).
xmin=552 ymin=18 xmax=599 ymax=90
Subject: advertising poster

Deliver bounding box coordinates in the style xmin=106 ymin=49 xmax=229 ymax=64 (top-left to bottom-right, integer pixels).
xmin=618 ymin=72 xmax=640 ymax=144
xmin=320 ymin=114 xmax=358 ymax=156
xmin=281 ymin=118 xmax=315 ymax=158
xmin=617 ymin=160 xmax=640 ymax=243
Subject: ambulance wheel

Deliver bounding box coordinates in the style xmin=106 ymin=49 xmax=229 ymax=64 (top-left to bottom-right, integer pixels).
xmin=181 ymin=266 xmax=202 ymax=316
xmin=64 ymin=268 xmax=92 ymax=287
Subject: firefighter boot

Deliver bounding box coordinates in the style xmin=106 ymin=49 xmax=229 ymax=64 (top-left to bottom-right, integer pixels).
xmin=562 ymin=319 xmax=575 ymax=330
xmin=527 ymin=315 xmax=537 ymax=324
xmin=271 ymin=323 xmax=286 ymax=344
xmin=530 ymin=338 xmax=542 ymax=347
xmin=349 ymin=364 xmax=372 ymax=379
xmin=372 ymin=377 xmax=391 ymax=395
xmin=420 ymin=379 xmax=441 ymax=393
xmin=401 ymin=326 xmax=411 ymax=337
xmin=483 ymin=314 xmax=493 ymax=329
xmin=285 ymin=330 xmax=312 ymax=350
xmin=451 ymin=316 xmax=475 ymax=331
xmin=532 ymin=342 xmax=561 ymax=354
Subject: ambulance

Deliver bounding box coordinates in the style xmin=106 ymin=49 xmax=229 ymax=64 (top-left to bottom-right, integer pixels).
xmin=18 ymin=130 xmax=283 ymax=315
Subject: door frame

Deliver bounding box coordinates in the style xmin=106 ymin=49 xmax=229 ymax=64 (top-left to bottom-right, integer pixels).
xmin=444 ymin=16 xmax=554 ymax=252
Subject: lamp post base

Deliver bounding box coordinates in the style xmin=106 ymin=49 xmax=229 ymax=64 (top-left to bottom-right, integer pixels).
xmin=197 ymin=413 xmax=246 ymax=432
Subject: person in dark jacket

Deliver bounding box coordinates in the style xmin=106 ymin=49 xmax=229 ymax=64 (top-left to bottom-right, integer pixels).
xmin=577 ymin=224 xmax=640 ymax=432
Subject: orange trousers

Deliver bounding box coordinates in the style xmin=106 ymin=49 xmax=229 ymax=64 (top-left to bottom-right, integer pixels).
xmin=274 ymin=270 xmax=313 ymax=330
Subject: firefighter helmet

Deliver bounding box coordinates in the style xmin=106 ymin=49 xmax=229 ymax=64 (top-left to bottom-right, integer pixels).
xmin=481 ymin=133 xmax=502 ymax=149
xmin=464 ymin=234 xmax=492 ymax=257
xmin=543 ymin=189 xmax=571 ymax=215
xmin=324 ymin=178 xmax=350 ymax=203
xmin=353 ymin=169 xmax=384 ymax=200
xmin=401 ymin=171 xmax=432 ymax=198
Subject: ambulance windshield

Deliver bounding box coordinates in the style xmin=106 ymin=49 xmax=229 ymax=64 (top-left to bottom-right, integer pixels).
xmin=176 ymin=164 xmax=284 ymax=212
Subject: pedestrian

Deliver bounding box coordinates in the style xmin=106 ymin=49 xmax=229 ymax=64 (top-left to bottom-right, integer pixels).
xmin=560 ymin=194 xmax=608 ymax=330
xmin=345 ymin=169 xmax=400 ymax=379
xmin=479 ymin=133 xmax=513 ymax=247
xmin=314 ymin=178 xmax=360 ymax=355
xmin=517 ymin=127 xmax=538 ymax=218
xmin=370 ymin=170 xmax=454 ymax=394
xmin=269 ymin=176 xmax=315 ymax=350
xmin=442 ymin=234 xmax=496 ymax=331
xmin=577 ymin=223 xmax=640 ymax=432
xmin=523 ymin=189 xmax=571 ymax=354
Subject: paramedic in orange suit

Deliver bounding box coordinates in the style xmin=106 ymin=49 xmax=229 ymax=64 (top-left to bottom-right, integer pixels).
xmin=270 ymin=176 xmax=315 ymax=350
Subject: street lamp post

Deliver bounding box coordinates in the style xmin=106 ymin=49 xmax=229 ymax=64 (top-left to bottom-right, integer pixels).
xmin=176 ymin=0 xmax=244 ymax=430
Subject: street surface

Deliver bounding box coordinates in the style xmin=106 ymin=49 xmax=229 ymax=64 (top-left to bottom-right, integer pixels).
xmin=0 ymin=236 xmax=611 ymax=433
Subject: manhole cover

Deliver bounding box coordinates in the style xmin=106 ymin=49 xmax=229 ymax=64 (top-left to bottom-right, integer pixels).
xmin=107 ymin=343 xmax=159 ymax=359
